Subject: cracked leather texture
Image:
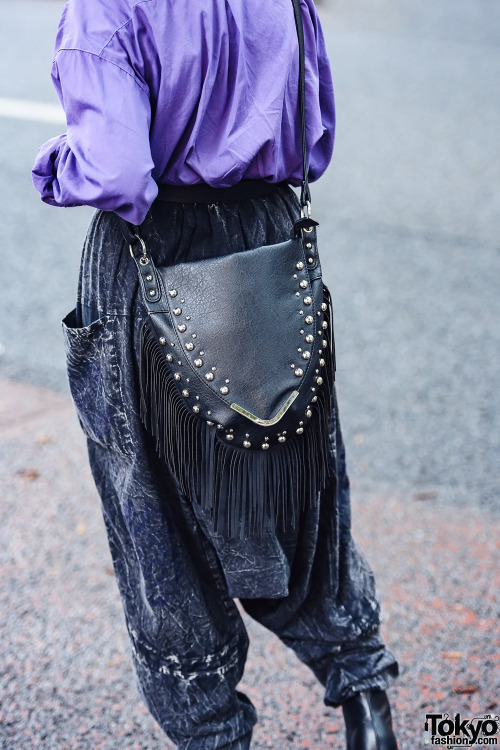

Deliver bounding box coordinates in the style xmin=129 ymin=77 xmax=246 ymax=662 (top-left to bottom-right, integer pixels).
xmin=63 ymin=185 xmax=398 ymax=748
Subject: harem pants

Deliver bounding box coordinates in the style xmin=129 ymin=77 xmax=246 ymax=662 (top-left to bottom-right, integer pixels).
xmin=62 ymin=185 xmax=399 ymax=749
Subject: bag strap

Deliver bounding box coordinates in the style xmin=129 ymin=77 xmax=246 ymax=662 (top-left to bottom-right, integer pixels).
xmin=290 ymin=0 xmax=311 ymax=212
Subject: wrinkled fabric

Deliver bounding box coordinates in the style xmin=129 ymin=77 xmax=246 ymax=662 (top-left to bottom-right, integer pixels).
xmin=32 ymin=0 xmax=335 ymax=224
xmin=62 ymin=186 xmax=398 ymax=749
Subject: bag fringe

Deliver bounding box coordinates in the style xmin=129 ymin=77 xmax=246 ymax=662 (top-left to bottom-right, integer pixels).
xmin=139 ymin=285 xmax=336 ymax=538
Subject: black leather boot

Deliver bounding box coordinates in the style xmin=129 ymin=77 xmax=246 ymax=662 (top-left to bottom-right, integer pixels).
xmin=342 ymin=689 xmax=398 ymax=750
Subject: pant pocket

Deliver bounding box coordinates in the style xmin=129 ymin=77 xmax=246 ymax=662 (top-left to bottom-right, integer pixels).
xmin=62 ymin=309 xmax=134 ymax=456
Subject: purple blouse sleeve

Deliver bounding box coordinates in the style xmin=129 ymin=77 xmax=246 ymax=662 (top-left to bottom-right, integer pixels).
xmin=32 ymin=49 xmax=158 ymax=225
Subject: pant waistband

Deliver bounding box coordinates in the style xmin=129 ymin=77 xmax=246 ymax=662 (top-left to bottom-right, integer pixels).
xmin=155 ymin=180 xmax=288 ymax=204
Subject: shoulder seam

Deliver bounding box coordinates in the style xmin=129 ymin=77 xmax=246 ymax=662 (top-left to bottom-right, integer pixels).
xmin=98 ymin=0 xmax=158 ymax=57
xmin=53 ymin=48 xmax=149 ymax=94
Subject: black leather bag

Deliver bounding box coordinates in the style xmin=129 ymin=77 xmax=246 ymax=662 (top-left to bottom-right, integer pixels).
xmin=127 ymin=0 xmax=336 ymax=537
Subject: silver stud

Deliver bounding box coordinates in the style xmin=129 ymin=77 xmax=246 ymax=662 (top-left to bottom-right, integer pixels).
xmin=312 ymin=395 xmax=318 ymax=402
xmin=207 ymin=420 xmax=214 ymax=426
xmin=298 ymin=347 xmax=302 ymax=352
xmin=293 ymin=274 xmax=298 ymax=279
xmin=323 ymin=339 xmax=327 ymax=348
xmin=322 ymin=321 xmax=328 ymax=330
xmin=178 ymin=361 xmax=182 ymax=365
xmin=306 ymin=409 xmax=312 ymax=418
xmin=294 ymin=368 xmax=304 ymax=377
xmin=173 ymin=308 xmax=182 ymax=316
xmin=174 ymin=373 xmax=181 ymax=381
xmin=146 ymin=274 xmax=153 ymax=282
xmin=311 ymin=387 xmax=316 ymax=392
xmin=262 ymin=443 xmax=270 ymax=450
xmin=181 ymin=299 xmax=185 ymax=304
xmin=296 ymin=261 xmax=304 ymax=270
xmin=185 ymin=342 xmax=194 ymax=351
xmin=220 ymin=386 xmax=229 ymax=395
xmin=149 ymin=289 xmax=156 ymax=297
xmin=192 ymin=405 xmax=200 ymax=413
xmin=299 ymin=421 xmax=304 ymax=426
xmin=212 ymin=366 xmax=216 ymax=371
xmin=178 ymin=324 xmax=187 ymax=332
xmin=316 ymin=377 xmax=323 ymax=385
xmin=159 ymin=337 xmax=166 ymax=345
xmin=300 ymin=329 xmax=304 ymax=334
xmin=243 ymin=440 xmax=251 ymax=448
xmin=182 ymin=389 xmax=189 ymax=397
xmin=195 ymin=395 xmax=200 ymax=400
xmin=226 ymin=434 xmax=234 ymax=441
xmin=166 ymin=354 xmax=173 ymax=362
xmin=169 ymin=290 xmax=178 ymax=298
xmin=186 ymin=378 xmax=190 ymax=383
xmin=200 ymin=350 xmax=205 ymax=356
xmin=225 ymin=379 xmax=230 ymax=384
xmin=305 ymin=316 xmax=314 ymax=325
xmin=302 ymin=351 xmax=311 ymax=360
xmin=317 ymin=311 xmax=321 ymax=317
xmin=319 ymin=358 xmax=325 ymax=367
xmin=321 ymin=302 xmax=328 ymax=312
xmin=303 ymin=296 xmax=312 ymax=305
xmin=306 ymin=243 xmax=312 ymax=249
xmin=307 ymin=257 xmax=314 ymax=264
xmin=278 ymin=436 xmax=286 ymax=443
xmin=299 ymin=280 xmax=308 ymax=289
xmin=186 ymin=315 xmax=191 ymax=320
xmin=296 ymin=292 xmax=300 ymax=297
xmin=205 ymin=372 xmax=214 ymax=381
xmin=194 ymin=359 xmax=203 ymax=367
xmin=305 ymin=334 xmax=314 ymax=343
xmin=192 ymin=333 xmax=197 ymax=339
xmin=296 ymin=427 xmax=304 ymax=435
xmin=207 ymin=411 xmax=211 ymax=415
xmin=217 ymin=424 xmax=224 ymax=430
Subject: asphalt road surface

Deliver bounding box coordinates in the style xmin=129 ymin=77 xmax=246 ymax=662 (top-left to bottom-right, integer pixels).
xmin=1 ymin=0 xmax=499 ymax=511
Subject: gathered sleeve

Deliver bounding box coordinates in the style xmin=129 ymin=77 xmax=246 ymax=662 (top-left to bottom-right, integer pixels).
xmin=32 ymin=49 xmax=158 ymax=225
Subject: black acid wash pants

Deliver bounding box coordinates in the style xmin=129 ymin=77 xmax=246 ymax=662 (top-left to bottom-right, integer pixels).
xmin=62 ymin=185 xmax=399 ymax=750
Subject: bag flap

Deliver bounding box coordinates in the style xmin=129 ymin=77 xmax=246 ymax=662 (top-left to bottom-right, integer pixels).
xmin=152 ymin=237 xmax=322 ymax=422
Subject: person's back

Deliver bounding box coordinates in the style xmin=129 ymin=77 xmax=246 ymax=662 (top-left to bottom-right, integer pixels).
xmin=34 ymin=0 xmax=334 ymax=223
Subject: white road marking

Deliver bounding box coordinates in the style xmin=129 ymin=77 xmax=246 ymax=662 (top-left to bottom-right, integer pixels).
xmin=0 ymin=97 xmax=65 ymax=124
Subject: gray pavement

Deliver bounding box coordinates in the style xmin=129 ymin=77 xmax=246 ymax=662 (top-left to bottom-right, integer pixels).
xmin=0 ymin=0 xmax=499 ymax=747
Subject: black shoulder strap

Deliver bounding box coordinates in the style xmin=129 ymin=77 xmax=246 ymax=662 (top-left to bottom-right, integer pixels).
xmin=290 ymin=0 xmax=311 ymax=210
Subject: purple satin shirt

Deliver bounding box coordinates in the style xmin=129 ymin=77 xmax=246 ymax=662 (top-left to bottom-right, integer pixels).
xmin=32 ymin=0 xmax=335 ymax=225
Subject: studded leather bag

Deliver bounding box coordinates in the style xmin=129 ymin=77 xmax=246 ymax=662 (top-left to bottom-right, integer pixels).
xmin=127 ymin=0 xmax=336 ymax=537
